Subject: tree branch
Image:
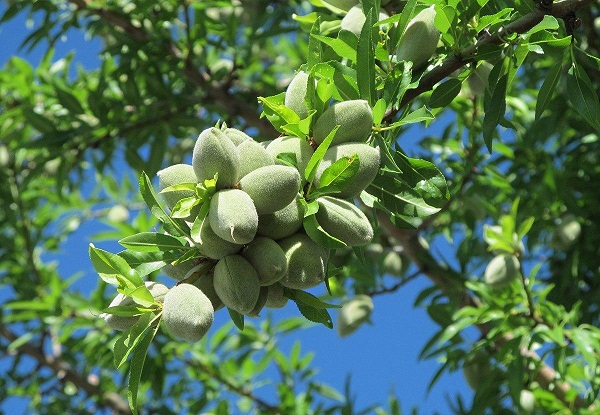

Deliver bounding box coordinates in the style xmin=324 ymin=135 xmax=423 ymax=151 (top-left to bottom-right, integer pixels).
xmin=397 ymin=0 xmax=597 ymax=111
xmin=183 ymin=357 xmax=283 ymax=415
xmin=377 ymin=214 xmax=588 ymax=409
xmin=0 ymin=323 xmax=132 ymax=415
xmin=67 ymin=0 xmax=278 ymax=138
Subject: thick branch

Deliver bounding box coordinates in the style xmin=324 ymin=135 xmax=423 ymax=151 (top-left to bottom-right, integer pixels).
xmin=377 ymin=215 xmax=588 ymax=409
xmin=0 ymin=323 xmax=132 ymax=415
xmin=398 ymin=0 xmax=597 ymax=111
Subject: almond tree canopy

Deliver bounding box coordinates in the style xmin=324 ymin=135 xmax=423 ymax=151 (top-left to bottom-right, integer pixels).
xmin=1 ymin=1 xmax=599 ymax=414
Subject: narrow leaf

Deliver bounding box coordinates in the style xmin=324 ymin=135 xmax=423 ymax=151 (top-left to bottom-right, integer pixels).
xmin=119 ymin=232 xmax=187 ymax=252
xmin=535 ymin=61 xmax=562 ymax=120
xmin=113 ymin=313 xmax=154 ymax=369
xmin=567 ymin=60 xmax=600 ymax=134
xmin=304 ymin=125 xmax=340 ymax=183
xmin=303 ymin=215 xmax=347 ymax=249
xmin=138 ymin=172 xmax=187 ymax=237
xmin=356 ymin=8 xmax=376 ymax=105
xmin=127 ymin=322 xmax=160 ymax=415
xmin=228 ymin=308 xmax=245 ymax=331
xmin=482 ymin=74 xmax=507 ymax=152
xmin=429 ymin=78 xmax=462 ymax=108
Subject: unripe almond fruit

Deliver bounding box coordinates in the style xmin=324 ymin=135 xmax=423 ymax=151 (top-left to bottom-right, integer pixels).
xmin=467 ymin=62 xmax=493 ymax=97
xmin=192 ymin=127 xmax=239 ymax=188
xmin=519 ymin=390 xmax=535 ymax=414
xmin=157 ymin=164 xmax=197 ymax=210
xmin=193 ymin=273 xmax=224 ymax=311
xmin=316 ymin=196 xmax=374 ymax=246
xmin=257 ymin=195 xmax=305 ymax=240
xmin=314 ymin=143 xmax=380 ymax=198
xmin=239 ymin=165 xmax=301 ymax=214
xmin=462 ymin=352 xmax=492 ymax=390
xmin=337 ymin=294 xmax=373 ymax=337
xmin=237 ymin=139 xmax=274 ymax=179
xmin=265 ymin=282 xmax=288 ymax=309
xmin=213 ymin=255 xmax=261 ymax=315
xmin=209 ymin=189 xmax=258 ymax=244
xmin=102 ymin=282 xmax=169 ymax=331
xmin=284 ymin=70 xmax=310 ymax=119
xmin=196 ymin=217 xmax=243 ymax=260
xmin=382 ymin=250 xmax=403 ymax=277
xmin=396 ymin=6 xmax=440 ymax=69
xmin=223 ymin=127 xmax=252 ymax=146
xmin=162 ymin=260 xmax=196 ymax=281
xmin=266 ymin=136 xmax=314 ymax=177
xmin=341 ymin=5 xmax=389 ymax=36
xmin=278 ymin=234 xmax=329 ymax=289
xmin=242 ymin=237 xmax=288 ymax=286
xmin=162 ymin=283 xmax=214 ymax=342
xmin=554 ymin=214 xmax=581 ymax=249
xmin=107 ymin=205 xmax=129 ymax=223
xmin=484 ymin=254 xmax=520 ymax=289
xmin=313 ymin=100 xmax=373 ymax=146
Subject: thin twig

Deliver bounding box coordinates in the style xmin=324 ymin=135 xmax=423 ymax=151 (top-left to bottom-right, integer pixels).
xmin=368 ymin=268 xmax=422 ymax=297
xmin=184 ymin=357 xmax=283 ymax=415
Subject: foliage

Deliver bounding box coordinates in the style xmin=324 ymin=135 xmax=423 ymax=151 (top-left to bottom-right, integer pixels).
xmin=1 ymin=0 xmax=600 ymax=414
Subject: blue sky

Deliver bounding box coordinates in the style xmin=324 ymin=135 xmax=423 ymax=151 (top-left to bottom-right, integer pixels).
xmin=0 ymin=5 xmax=474 ymax=414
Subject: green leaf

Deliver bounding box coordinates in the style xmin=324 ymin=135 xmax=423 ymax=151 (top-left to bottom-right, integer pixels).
xmin=23 ymin=109 xmax=55 ymax=134
xmin=392 ymin=0 xmax=417 ymax=48
xmin=113 ymin=312 xmax=154 ymax=369
xmin=482 ymin=74 xmax=507 ymax=152
xmin=310 ymin=155 xmax=360 ymax=198
xmin=127 ymin=322 xmax=160 ymax=415
xmin=171 ymin=197 xmax=200 ymax=218
xmin=356 ymin=8 xmax=376 ymax=105
xmin=535 ymin=61 xmax=562 ymax=120
xmin=311 ymin=33 xmax=357 ymax=62
xmin=301 ymin=199 xmax=319 ymax=217
xmin=258 ymin=92 xmax=301 ymax=134
xmin=287 ymin=289 xmax=341 ymax=309
xmin=138 ymin=172 xmax=187 ymax=237
xmin=228 ymin=308 xmax=245 ymax=331
xmin=366 ymin=150 xmax=448 ymax=227
xmin=190 ymin=200 xmax=211 ymax=243
xmin=292 ymin=297 xmax=333 ymax=328
xmin=526 ymin=15 xmax=559 ymax=35
xmin=119 ymin=232 xmax=187 ymax=252
xmin=304 ymin=125 xmax=340 ymax=184
xmin=101 ymin=305 xmax=147 ymax=317
xmin=55 ymin=85 xmax=85 ymax=115
xmin=429 ymin=78 xmax=462 ymax=108
xmin=372 ymin=98 xmax=387 ymax=126
xmin=567 ymin=57 xmax=600 ymax=134
xmin=122 ymin=284 xmax=156 ymax=308
xmin=517 ymin=217 xmax=535 ymax=238
xmin=89 ymin=245 xmax=144 ymax=288
xmin=275 ymin=152 xmax=299 ymax=169
xmin=307 ymin=18 xmax=322 ymax=70
xmin=384 ymin=106 xmax=433 ymax=129
xmin=437 ymin=316 xmax=476 ymax=345
xmin=303 ymin=214 xmax=347 ymax=249
xmin=118 ymin=250 xmax=178 ymax=278
xmin=159 ymin=182 xmax=197 ymax=193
